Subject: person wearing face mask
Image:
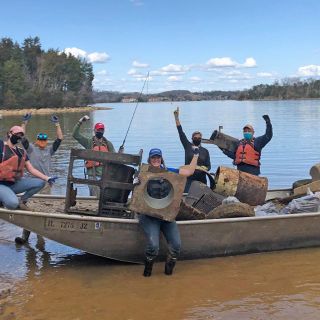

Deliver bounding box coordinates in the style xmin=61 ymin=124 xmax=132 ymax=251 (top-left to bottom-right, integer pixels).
xmin=0 ymin=125 xmax=57 ymax=211
xmin=21 ymin=113 xmax=63 ymax=183
xmin=220 ymin=115 xmax=273 ymax=176
xmin=72 ymin=115 xmax=115 ymax=196
xmin=174 ymin=107 xmax=211 ymax=192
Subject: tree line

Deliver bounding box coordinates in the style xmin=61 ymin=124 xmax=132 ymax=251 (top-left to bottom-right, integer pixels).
xmin=0 ymin=36 xmax=94 ymax=109
xmin=94 ymin=79 xmax=320 ymax=103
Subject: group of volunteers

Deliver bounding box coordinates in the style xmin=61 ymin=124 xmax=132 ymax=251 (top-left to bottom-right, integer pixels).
xmin=0 ymin=109 xmax=273 ymax=277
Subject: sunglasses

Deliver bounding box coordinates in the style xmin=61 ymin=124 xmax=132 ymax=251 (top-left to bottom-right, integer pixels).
xmin=37 ymin=133 xmax=48 ymax=141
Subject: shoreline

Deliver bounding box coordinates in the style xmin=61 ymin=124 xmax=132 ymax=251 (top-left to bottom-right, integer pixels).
xmin=0 ymin=105 xmax=112 ymax=116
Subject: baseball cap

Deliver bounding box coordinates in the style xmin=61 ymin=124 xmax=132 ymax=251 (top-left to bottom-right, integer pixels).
xmin=243 ymin=124 xmax=254 ymax=131
xmin=9 ymin=126 xmax=24 ymax=135
xmin=94 ymin=123 xmax=105 ymax=131
xmin=149 ymin=148 xmax=162 ymax=157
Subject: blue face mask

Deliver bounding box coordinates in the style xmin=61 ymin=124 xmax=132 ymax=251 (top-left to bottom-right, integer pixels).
xmin=243 ymin=132 xmax=253 ymax=140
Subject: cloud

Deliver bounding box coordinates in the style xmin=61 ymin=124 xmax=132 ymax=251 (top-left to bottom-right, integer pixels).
xmin=63 ymin=47 xmax=110 ymax=63
xmin=150 ymin=64 xmax=190 ymax=76
xmin=206 ymin=57 xmax=237 ymax=68
xmin=218 ymin=71 xmax=252 ymax=81
xmin=97 ymin=70 xmax=108 ymax=75
xmin=189 ymin=76 xmax=202 ymax=82
xmin=128 ymin=68 xmax=137 ymax=75
xmin=132 ymin=60 xmax=149 ymax=68
xmin=242 ymin=57 xmax=257 ymax=68
xmin=64 ymin=47 xmax=87 ymax=59
xmin=87 ymin=52 xmax=109 ymax=63
xmin=205 ymin=57 xmax=257 ymax=69
xmin=167 ymin=76 xmax=182 ymax=82
xmin=257 ymin=72 xmax=273 ymax=78
xmin=298 ymin=65 xmax=320 ymax=76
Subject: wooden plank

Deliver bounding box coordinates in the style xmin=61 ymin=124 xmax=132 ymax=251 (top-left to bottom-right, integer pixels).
xmin=293 ymin=180 xmax=320 ymax=196
xmin=70 ymin=148 xmax=141 ymax=165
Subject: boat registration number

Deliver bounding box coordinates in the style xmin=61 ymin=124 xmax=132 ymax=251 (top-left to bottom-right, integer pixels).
xmin=44 ymin=218 xmax=102 ymax=233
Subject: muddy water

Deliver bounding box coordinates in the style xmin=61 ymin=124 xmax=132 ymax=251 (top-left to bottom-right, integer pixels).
xmin=1 ymin=100 xmax=320 ymax=319
xmin=2 ymin=221 xmax=320 ymax=319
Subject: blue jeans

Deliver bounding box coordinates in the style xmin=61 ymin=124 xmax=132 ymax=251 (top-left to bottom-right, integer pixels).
xmin=0 ymin=178 xmax=45 ymax=209
xmin=138 ymin=214 xmax=181 ymax=260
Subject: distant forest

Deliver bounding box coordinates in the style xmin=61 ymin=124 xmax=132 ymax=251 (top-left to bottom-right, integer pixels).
xmin=94 ymin=78 xmax=320 ymax=103
xmin=0 ymin=37 xmax=94 ymax=109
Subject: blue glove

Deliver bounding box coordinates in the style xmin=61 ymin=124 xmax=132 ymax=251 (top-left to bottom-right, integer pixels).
xmin=50 ymin=115 xmax=59 ymax=123
xmin=47 ymin=176 xmax=58 ymax=186
xmin=22 ymin=113 xmax=32 ymax=122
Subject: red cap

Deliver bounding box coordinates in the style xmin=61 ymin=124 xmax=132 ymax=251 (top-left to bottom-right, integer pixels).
xmin=9 ymin=126 xmax=24 ymax=135
xmin=94 ymin=123 xmax=105 ymax=131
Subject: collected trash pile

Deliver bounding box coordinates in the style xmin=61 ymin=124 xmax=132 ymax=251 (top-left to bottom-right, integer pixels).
xmin=177 ymin=163 xmax=320 ymax=220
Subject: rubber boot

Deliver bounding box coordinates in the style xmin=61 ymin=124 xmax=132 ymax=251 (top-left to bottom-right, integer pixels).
xmin=164 ymin=256 xmax=177 ymax=275
xmin=143 ymin=257 xmax=155 ymax=277
xmin=15 ymin=229 xmax=31 ymax=245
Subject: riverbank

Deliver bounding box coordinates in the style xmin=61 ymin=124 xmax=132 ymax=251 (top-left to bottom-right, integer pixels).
xmin=0 ymin=105 xmax=112 ymax=116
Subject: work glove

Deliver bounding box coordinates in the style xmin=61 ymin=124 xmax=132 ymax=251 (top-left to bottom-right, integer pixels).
xmin=22 ymin=113 xmax=32 ymax=122
xmin=173 ymin=107 xmax=179 ymax=120
xmin=79 ymin=115 xmax=90 ymax=123
xmin=47 ymin=176 xmax=58 ymax=186
xmin=192 ymin=147 xmax=200 ymax=155
xmin=262 ymin=114 xmax=270 ymax=123
xmin=50 ymin=115 xmax=59 ymax=123
xmin=133 ymin=176 xmax=140 ymax=186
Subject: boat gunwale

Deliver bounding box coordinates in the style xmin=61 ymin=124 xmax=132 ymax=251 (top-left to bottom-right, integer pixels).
xmin=1 ymin=207 xmax=320 ymax=225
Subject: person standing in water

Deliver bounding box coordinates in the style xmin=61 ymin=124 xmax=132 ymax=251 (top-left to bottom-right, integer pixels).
xmin=136 ymin=147 xmax=199 ymax=277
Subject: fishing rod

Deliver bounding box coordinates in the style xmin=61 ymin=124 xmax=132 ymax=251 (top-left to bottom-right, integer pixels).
xmin=119 ymin=72 xmax=149 ymax=152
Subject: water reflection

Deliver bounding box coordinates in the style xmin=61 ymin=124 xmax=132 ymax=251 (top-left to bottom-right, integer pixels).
xmin=1 ymin=101 xmax=320 ymax=319
xmin=4 ymin=248 xmax=320 ymax=320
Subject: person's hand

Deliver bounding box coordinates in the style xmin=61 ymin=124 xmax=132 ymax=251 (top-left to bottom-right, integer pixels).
xmin=79 ymin=115 xmax=90 ymax=123
xmin=22 ymin=113 xmax=32 ymax=122
xmin=173 ymin=107 xmax=179 ymax=120
xmin=47 ymin=176 xmax=58 ymax=186
xmin=133 ymin=176 xmax=140 ymax=186
xmin=262 ymin=114 xmax=270 ymax=123
xmin=192 ymin=147 xmax=200 ymax=155
xmin=50 ymin=115 xmax=59 ymax=123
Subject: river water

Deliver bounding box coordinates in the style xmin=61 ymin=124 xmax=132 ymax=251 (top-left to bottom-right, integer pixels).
xmin=1 ymin=100 xmax=320 ymax=319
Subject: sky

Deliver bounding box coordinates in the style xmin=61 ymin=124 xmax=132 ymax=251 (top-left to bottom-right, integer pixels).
xmin=1 ymin=0 xmax=320 ymax=93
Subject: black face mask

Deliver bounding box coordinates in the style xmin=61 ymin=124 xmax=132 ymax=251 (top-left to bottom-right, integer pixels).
xmin=10 ymin=134 xmax=22 ymax=145
xmin=95 ymin=132 xmax=104 ymax=139
xmin=192 ymin=138 xmax=201 ymax=146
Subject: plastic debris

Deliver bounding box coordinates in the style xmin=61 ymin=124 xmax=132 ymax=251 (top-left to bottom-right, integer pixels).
xmin=222 ymin=196 xmax=240 ymax=205
xmin=280 ymin=191 xmax=320 ymax=214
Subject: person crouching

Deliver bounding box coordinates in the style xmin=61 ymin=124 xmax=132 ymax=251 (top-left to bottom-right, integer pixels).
xmin=0 ymin=126 xmax=57 ymax=210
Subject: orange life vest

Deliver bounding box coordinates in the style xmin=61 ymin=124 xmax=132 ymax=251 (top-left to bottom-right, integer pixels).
xmin=85 ymin=137 xmax=109 ymax=169
xmin=0 ymin=143 xmax=26 ymax=182
xmin=234 ymin=139 xmax=260 ymax=167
